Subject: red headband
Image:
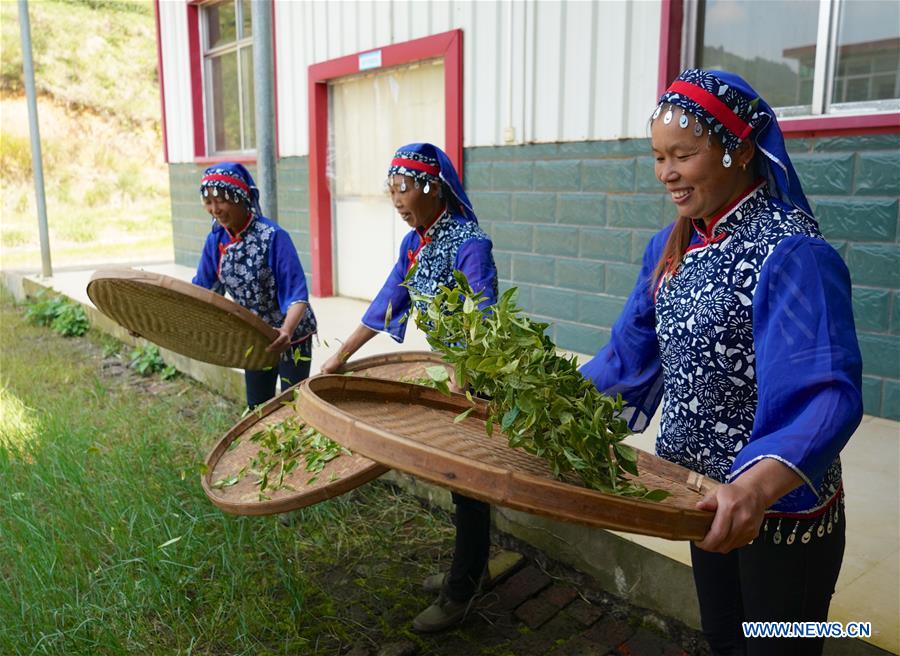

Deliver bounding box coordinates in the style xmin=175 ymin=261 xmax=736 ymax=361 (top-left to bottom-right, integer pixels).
xmin=666 ymin=80 xmax=753 ymax=141
xmin=201 ymin=173 xmax=251 ymax=193
xmin=390 ymin=157 xmax=440 ymax=176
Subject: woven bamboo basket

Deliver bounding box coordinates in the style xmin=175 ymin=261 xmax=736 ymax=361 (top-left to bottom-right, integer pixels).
xmin=202 ymin=352 xmax=452 ymax=515
xmin=297 ymin=376 xmax=719 ymax=541
xmin=87 ymin=268 xmax=280 ymax=370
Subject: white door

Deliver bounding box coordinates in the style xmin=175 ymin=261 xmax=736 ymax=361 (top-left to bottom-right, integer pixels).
xmin=330 ymin=59 xmax=445 ymax=300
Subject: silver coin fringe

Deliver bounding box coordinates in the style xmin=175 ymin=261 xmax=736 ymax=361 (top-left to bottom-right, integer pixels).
xmin=757 ymin=494 xmax=844 ymax=547
xmin=651 ymin=102 xmax=734 ymax=169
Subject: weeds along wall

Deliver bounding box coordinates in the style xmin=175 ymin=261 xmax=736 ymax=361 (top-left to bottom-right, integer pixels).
xmin=168 ymin=135 xmax=900 ymax=419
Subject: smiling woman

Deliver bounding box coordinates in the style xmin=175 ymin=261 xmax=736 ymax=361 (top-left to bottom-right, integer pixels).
xmin=581 ymin=68 xmax=863 ymax=656
xmin=651 ymin=112 xmax=756 ymax=226
xmin=193 ymin=162 xmax=318 ymax=409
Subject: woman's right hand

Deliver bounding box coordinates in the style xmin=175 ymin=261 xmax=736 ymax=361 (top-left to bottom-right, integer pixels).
xmin=320 ymin=352 xmax=345 ymax=375
xmin=320 ymin=325 xmax=378 ymax=375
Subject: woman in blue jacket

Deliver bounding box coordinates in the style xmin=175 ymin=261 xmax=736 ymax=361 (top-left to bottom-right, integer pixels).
xmin=322 ymin=143 xmax=497 ymax=633
xmin=193 ymin=162 xmax=317 ymax=409
xmin=581 ymin=69 xmax=863 ymax=656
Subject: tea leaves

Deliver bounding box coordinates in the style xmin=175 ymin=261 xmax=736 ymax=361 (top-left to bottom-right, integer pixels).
xmin=411 ymin=272 xmax=666 ymax=500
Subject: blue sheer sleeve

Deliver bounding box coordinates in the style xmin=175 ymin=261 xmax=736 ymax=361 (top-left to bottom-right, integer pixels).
xmin=455 ymin=237 xmax=498 ymax=308
xmin=269 ymin=228 xmax=309 ymax=314
xmin=578 ymin=225 xmax=673 ymax=432
xmin=361 ymin=231 xmax=417 ymax=342
xmin=192 ymin=225 xmax=224 ymax=294
xmin=729 ymin=236 xmax=863 ymax=495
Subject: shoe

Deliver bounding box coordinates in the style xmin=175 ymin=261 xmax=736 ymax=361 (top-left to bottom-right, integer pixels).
xmin=421 ymin=572 xmax=446 ymax=594
xmin=411 ymin=592 xmax=475 ymax=633
xmin=422 ymin=565 xmax=489 ymax=594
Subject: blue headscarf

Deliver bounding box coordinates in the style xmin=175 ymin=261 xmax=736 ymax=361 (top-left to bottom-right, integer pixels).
xmin=387 ymin=142 xmax=478 ymax=223
xmin=200 ymin=162 xmax=264 ymax=218
xmin=655 ymin=69 xmax=814 ymax=220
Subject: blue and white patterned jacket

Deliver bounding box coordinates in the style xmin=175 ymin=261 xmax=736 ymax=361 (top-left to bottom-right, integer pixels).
xmin=193 ymin=215 xmax=317 ymax=343
xmin=581 ymin=181 xmax=862 ymax=514
xmin=363 ymin=209 xmax=497 ymax=341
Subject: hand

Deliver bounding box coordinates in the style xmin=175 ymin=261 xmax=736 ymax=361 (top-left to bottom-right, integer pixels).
xmin=321 ymin=352 xmax=346 ymax=375
xmin=266 ymin=328 xmax=292 ymax=353
xmin=694 ymin=479 xmax=767 ymax=554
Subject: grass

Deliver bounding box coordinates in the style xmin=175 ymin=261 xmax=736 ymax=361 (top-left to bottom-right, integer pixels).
xmin=0 ymin=288 xmax=458 ymax=655
xmin=1 ymin=0 xmax=172 ymax=271
xmin=1 ymin=0 xmax=158 ymax=125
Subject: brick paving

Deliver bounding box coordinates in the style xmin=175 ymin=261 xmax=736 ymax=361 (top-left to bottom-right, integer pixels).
xmin=350 ymin=556 xmax=710 ymax=656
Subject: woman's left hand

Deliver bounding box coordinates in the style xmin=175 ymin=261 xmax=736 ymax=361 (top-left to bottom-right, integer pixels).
xmin=694 ymin=458 xmax=804 ymax=554
xmin=266 ymin=328 xmax=293 ymax=353
xmin=694 ymin=481 xmax=766 ymax=553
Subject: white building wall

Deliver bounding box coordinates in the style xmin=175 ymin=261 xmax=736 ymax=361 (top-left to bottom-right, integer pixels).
xmin=157 ymin=0 xmax=662 ymax=163
xmin=157 ymin=0 xmax=194 ymax=163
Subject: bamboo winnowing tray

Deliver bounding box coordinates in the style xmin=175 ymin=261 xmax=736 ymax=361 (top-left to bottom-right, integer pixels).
xmin=87 ymin=268 xmax=280 ymax=369
xmin=202 ymin=352 xmax=451 ymax=515
xmin=296 ymin=375 xmax=718 ymax=540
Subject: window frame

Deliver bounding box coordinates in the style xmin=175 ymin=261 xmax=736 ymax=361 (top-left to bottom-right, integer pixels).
xmin=201 ymin=0 xmax=254 ymax=155
xmin=187 ymin=0 xmax=277 ymax=163
xmin=658 ymin=0 xmax=899 ymax=137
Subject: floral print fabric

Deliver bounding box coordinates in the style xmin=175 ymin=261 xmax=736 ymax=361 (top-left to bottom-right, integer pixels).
xmin=581 ymin=183 xmax=862 ymax=515
xmin=193 ymin=216 xmax=317 ymax=347
xmin=362 ymin=210 xmax=497 ymax=342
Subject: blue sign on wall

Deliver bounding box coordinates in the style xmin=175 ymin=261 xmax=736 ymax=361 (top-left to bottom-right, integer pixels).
xmin=359 ymin=50 xmax=382 ymax=71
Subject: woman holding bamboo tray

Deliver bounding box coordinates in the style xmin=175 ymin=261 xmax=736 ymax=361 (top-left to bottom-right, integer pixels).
xmin=321 ymin=143 xmax=498 ymax=633
xmin=581 ymin=69 xmax=863 ymax=656
xmin=193 ymin=162 xmax=318 ymax=409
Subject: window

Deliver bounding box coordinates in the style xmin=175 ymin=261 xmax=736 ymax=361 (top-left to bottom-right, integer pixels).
xmin=202 ymin=0 xmax=255 ymax=153
xmin=691 ymin=0 xmax=899 ymax=117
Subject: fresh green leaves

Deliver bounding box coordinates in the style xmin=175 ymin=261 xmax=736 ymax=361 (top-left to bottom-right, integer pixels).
xmin=129 ymin=343 xmax=177 ymax=379
xmin=219 ymin=392 xmax=350 ymax=501
xmin=409 ymin=272 xmax=667 ymax=501
xmin=211 ymin=474 xmax=239 ymax=489
xmin=23 ymin=290 xmax=89 ymax=337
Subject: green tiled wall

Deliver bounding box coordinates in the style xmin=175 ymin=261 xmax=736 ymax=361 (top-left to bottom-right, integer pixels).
xmin=168 ymin=134 xmax=900 ymax=418
xmin=467 ymin=135 xmax=900 ymax=419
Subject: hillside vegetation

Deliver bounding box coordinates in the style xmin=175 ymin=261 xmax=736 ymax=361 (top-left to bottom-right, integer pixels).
xmin=1 ymin=0 xmax=172 ymax=270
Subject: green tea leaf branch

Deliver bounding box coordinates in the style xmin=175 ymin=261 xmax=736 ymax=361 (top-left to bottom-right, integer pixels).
xmin=407 ymin=271 xmax=666 ymax=500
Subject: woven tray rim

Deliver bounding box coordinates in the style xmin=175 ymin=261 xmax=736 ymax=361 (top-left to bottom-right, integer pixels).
xmin=337 ymin=350 xmax=446 ymax=375
xmin=201 ymin=386 xmax=388 ymax=515
xmin=297 ymin=375 xmax=718 ymax=541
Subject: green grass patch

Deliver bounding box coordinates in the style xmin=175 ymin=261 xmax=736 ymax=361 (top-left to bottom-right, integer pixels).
xmin=1 ymin=1 xmax=159 ymax=125
xmin=0 ymin=289 xmax=458 ymax=655
xmin=1 ymin=0 xmax=172 ymax=273
xmin=0 ymin=234 xmax=174 ymax=271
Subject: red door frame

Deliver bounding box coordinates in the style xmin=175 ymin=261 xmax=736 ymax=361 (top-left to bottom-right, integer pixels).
xmin=307 ymin=29 xmax=464 ymax=297
xmin=657 ymin=0 xmax=899 ymax=138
